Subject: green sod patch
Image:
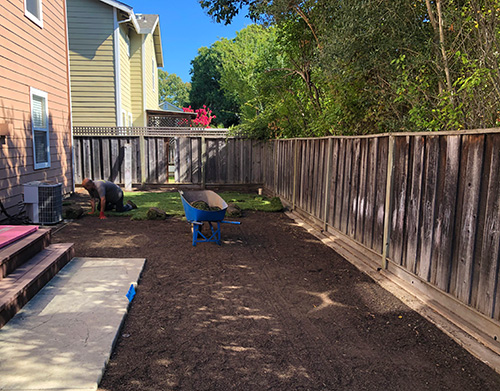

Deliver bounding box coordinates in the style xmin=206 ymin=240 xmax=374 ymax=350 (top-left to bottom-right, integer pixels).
xmin=96 ymin=191 xmax=283 ymax=220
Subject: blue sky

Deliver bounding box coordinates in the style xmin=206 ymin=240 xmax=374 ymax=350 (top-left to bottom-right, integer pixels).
xmin=125 ymin=0 xmax=251 ymax=82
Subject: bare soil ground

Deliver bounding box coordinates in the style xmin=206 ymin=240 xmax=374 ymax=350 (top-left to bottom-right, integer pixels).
xmin=52 ymin=193 xmax=500 ymax=391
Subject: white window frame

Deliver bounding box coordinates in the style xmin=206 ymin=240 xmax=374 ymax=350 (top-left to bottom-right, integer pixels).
xmin=128 ymin=112 xmax=133 ymax=127
xmin=30 ymin=87 xmax=50 ymax=170
xmin=24 ymin=0 xmax=43 ymax=28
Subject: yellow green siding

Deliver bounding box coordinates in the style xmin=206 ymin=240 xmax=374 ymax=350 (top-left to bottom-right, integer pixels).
xmin=130 ymin=32 xmax=144 ymax=126
xmin=143 ymin=34 xmax=159 ymax=111
xmin=119 ymin=24 xmax=132 ymax=125
xmin=67 ymin=0 xmax=116 ymax=126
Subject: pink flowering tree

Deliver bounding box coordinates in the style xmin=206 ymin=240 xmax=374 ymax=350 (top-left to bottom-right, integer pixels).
xmin=183 ymin=105 xmax=216 ymax=128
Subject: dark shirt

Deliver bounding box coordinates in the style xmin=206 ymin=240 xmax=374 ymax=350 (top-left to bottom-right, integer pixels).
xmin=89 ymin=181 xmax=123 ymax=204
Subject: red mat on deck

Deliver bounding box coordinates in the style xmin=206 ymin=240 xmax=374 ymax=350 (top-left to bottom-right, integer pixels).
xmin=0 ymin=226 xmax=39 ymax=249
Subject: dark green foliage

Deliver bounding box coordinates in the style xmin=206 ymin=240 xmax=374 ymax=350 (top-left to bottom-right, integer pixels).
xmin=199 ymin=0 xmax=500 ymax=136
xmin=189 ymin=46 xmax=240 ymax=127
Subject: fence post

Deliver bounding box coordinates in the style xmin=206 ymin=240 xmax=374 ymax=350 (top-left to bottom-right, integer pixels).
xmin=124 ymin=143 xmax=132 ymax=191
xmin=382 ymin=135 xmax=395 ymax=269
xmin=323 ymin=137 xmax=333 ymax=231
xmin=292 ymin=139 xmax=298 ymax=210
xmin=274 ymin=141 xmax=278 ymax=196
xmin=201 ymin=136 xmax=206 ymax=189
xmin=139 ymin=135 xmax=146 ymax=184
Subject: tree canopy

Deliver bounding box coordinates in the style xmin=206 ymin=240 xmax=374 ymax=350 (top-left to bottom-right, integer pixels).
xmin=158 ymin=70 xmax=191 ymax=108
xmin=196 ymin=0 xmax=500 ymax=138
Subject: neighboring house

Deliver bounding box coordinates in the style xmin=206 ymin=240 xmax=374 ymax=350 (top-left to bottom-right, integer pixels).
xmin=150 ymin=102 xmax=197 ymax=127
xmin=66 ymin=0 xmax=163 ymax=128
xmin=0 ymin=0 xmax=73 ymax=218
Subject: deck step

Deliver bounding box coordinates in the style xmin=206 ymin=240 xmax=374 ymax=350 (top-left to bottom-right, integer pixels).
xmin=0 ymin=228 xmax=51 ymax=280
xmin=0 ymin=243 xmax=74 ymax=328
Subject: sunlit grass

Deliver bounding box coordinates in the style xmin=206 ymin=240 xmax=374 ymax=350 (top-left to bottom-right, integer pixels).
xmin=101 ymin=191 xmax=283 ymax=220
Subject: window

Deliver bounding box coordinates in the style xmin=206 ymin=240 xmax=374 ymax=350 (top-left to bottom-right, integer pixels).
xmin=30 ymin=88 xmax=50 ymax=169
xmin=25 ymin=0 xmax=43 ymax=28
xmin=128 ymin=113 xmax=133 ymax=127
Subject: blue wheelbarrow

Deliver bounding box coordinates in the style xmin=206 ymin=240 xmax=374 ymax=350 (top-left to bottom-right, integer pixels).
xmin=179 ymin=190 xmax=241 ymax=246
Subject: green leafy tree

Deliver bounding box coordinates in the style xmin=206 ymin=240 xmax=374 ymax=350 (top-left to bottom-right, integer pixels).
xmin=158 ymin=70 xmax=191 ymax=108
xmin=189 ymin=46 xmax=240 ymax=127
xmin=199 ymin=0 xmax=500 ymax=136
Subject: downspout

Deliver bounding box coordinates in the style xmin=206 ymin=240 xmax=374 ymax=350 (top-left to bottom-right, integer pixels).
xmin=63 ymin=0 xmax=75 ymax=192
xmin=113 ymin=8 xmax=122 ymax=126
xmin=139 ymin=35 xmax=147 ymax=183
xmin=141 ymin=35 xmax=147 ymax=126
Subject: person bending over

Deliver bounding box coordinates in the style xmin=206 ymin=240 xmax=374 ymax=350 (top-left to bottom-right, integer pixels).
xmin=82 ymin=178 xmax=136 ymax=219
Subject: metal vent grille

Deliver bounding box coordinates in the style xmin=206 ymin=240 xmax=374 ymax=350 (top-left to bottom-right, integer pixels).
xmin=37 ymin=184 xmax=62 ymax=224
xmin=23 ymin=182 xmax=62 ymax=225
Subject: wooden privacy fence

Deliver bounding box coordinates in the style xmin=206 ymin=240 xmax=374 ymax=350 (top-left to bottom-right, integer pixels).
xmin=73 ymin=133 xmax=266 ymax=186
xmin=73 ymin=126 xmax=500 ymax=340
xmin=263 ymin=130 xmax=500 ymax=328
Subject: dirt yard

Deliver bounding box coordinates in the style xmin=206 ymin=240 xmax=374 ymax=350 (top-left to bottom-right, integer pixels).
xmin=52 ymin=194 xmax=500 ymax=391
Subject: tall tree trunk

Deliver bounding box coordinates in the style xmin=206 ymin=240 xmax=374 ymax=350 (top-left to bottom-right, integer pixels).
xmin=425 ymin=0 xmax=453 ymax=97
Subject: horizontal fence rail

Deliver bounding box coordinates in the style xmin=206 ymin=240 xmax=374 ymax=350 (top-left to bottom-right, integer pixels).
xmin=73 ymin=126 xmax=231 ymax=138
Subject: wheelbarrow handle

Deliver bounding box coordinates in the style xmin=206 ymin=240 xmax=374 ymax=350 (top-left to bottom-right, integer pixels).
xmin=221 ymin=220 xmax=241 ymax=225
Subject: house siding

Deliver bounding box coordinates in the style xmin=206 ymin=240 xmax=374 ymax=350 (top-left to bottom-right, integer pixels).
xmin=67 ymin=0 xmax=116 ymax=126
xmin=0 ymin=0 xmax=73 ymax=217
xmin=130 ymin=31 xmax=144 ymax=126
xmin=143 ymin=33 xmax=159 ymax=111
xmin=119 ymin=24 xmax=132 ymax=124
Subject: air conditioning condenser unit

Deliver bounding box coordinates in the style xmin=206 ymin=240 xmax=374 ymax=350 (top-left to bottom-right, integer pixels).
xmin=23 ymin=182 xmax=63 ymax=225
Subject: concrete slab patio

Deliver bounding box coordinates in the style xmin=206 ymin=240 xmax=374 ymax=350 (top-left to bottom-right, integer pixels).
xmin=0 ymin=257 xmax=145 ymax=391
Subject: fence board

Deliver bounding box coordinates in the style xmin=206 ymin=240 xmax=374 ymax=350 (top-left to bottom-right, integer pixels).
xmin=469 ymin=134 xmax=500 ymax=318
xmin=101 ymin=139 xmax=111 ymax=181
xmin=133 ymin=138 xmax=140 ymax=183
xmin=83 ymin=138 xmax=92 ymax=180
xmin=157 ymin=138 xmax=166 ymax=183
xmin=234 ymin=139 xmax=242 ymax=183
xmin=252 ymin=141 xmax=262 ymax=184
xmin=304 ymin=140 xmax=312 ymax=213
xmin=334 ymin=139 xmax=346 ymax=231
xmin=349 ymin=139 xmax=361 ymax=238
xmin=91 ymin=139 xmax=101 ymax=180
xmin=299 ymin=141 xmax=306 ymax=210
xmin=373 ymin=137 xmax=388 ymax=253
xmin=327 ymin=139 xmax=339 ymax=227
xmin=74 ymin=138 xmax=83 ymax=184
xmin=405 ymin=136 xmax=425 ymax=273
xmin=364 ymin=138 xmax=378 ymax=249
xmin=449 ymin=135 xmax=484 ymax=304
xmin=312 ymin=140 xmax=320 ymax=217
xmin=340 ymin=140 xmax=352 ymax=234
xmin=110 ymin=138 xmax=120 ymax=182
xmin=119 ymin=139 xmax=127 ymax=183
xmin=356 ymin=139 xmax=368 ymax=243
xmin=390 ymin=136 xmax=410 ymax=265
xmin=416 ymin=136 xmax=439 ymax=281
xmin=431 ymin=135 xmax=461 ymax=292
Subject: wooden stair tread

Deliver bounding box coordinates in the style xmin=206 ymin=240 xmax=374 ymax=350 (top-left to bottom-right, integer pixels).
xmin=0 ymin=229 xmax=51 ymax=279
xmin=0 ymin=243 xmax=74 ymax=328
